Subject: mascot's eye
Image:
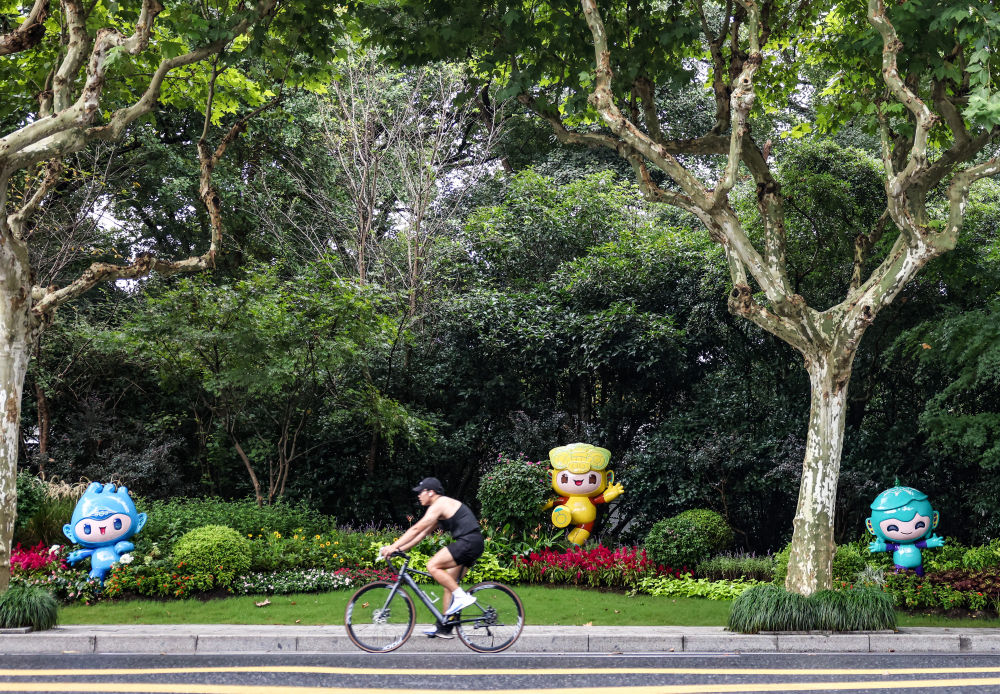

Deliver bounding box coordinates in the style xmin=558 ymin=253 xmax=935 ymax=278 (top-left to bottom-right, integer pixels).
xmin=915 ymin=521 xmax=926 ymax=529
xmin=561 ymin=474 xmax=568 ymax=484
xmin=113 ymin=518 xmax=123 ymax=530
xmin=83 ymin=524 xmax=92 ymax=535
xmin=886 ymin=524 xmax=899 ymax=532
xmin=589 ymin=474 xmax=597 ymax=484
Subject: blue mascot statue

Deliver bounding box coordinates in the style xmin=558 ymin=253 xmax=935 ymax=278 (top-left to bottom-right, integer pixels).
xmin=867 ymin=485 xmax=944 ymax=576
xmin=63 ymin=483 xmax=147 ymax=582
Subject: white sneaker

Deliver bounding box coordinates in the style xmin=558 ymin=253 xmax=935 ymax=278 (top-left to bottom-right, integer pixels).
xmin=443 ymin=592 xmax=477 ymax=616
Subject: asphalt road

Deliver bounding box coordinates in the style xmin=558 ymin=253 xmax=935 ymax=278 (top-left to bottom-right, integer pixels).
xmin=7 ymin=652 xmax=1000 ymax=693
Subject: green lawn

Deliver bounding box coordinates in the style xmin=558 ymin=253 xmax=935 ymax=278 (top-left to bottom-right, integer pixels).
xmin=56 ymin=586 xmax=1000 ymax=628
xmin=57 ymin=586 xmax=730 ymax=626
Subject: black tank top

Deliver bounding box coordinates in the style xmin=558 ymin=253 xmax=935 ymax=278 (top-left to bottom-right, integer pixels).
xmin=438 ymin=503 xmax=482 ymax=541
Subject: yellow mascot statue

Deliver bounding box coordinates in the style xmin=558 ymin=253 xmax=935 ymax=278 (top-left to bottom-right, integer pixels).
xmin=543 ymin=442 xmax=624 ymax=546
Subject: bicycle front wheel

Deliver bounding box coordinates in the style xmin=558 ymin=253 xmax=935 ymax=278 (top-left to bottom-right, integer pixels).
xmin=345 ymin=581 xmax=415 ymax=652
xmin=455 ymin=582 xmax=524 ymax=653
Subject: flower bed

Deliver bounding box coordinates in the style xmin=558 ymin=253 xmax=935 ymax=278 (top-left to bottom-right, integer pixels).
xmin=11 ymin=543 xmax=64 ymax=573
xmin=517 ymin=545 xmax=677 ymax=588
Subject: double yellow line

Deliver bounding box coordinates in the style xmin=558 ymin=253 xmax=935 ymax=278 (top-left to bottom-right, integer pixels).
xmin=4 ymin=665 xmax=1000 ymax=693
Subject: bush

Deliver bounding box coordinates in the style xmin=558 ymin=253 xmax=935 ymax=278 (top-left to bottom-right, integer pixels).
xmin=14 ymin=474 xmax=84 ymax=547
xmin=171 ymin=525 xmax=251 ymax=587
xmin=0 ymin=584 xmax=58 ymax=630
xmin=962 ymin=540 xmax=1000 ymax=571
xmin=832 ymin=543 xmax=867 ymax=581
xmin=696 ymin=553 xmax=775 ymax=582
xmin=644 ymin=509 xmax=733 ymax=570
xmin=14 ymin=473 xmax=48 ymax=534
xmin=138 ymin=497 xmax=333 ymax=550
xmin=922 ymin=537 xmax=965 ymax=573
xmin=477 ymin=453 xmax=551 ymax=537
xmin=773 ymin=542 xmax=791 ymax=584
xmin=774 ymin=540 xmax=886 ymax=585
xmin=728 ymin=583 xmax=895 ymax=633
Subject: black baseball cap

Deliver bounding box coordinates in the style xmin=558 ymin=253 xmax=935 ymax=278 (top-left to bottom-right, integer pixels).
xmin=412 ymin=477 xmax=444 ymax=494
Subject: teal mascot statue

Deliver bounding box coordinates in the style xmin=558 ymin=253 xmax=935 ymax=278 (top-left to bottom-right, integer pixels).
xmin=867 ymin=485 xmax=944 ymax=576
xmin=63 ymin=483 xmax=146 ymax=582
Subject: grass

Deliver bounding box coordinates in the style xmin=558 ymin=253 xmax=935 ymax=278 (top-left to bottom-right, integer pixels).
xmin=56 ymin=585 xmax=1000 ymax=629
xmin=0 ymin=584 xmax=59 ymax=630
xmin=59 ymin=586 xmax=733 ymax=627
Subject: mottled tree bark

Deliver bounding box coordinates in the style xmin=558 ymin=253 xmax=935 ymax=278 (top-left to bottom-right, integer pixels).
xmin=0 ymin=238 xmax=35 ymax=591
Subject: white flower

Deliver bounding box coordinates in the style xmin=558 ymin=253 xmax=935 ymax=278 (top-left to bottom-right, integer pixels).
xmin=48 ymin=544 xmax=61 ymax=554
xmin=119 ymin=553 xmax=134 ymax=565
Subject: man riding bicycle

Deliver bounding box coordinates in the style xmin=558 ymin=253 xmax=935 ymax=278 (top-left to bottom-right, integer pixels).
xmin=379 ymin=477 xmax=485 ymax=639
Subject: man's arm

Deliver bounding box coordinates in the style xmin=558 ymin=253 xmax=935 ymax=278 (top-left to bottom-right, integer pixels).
xmin=384 ymin=501 xmax=445 ymax=554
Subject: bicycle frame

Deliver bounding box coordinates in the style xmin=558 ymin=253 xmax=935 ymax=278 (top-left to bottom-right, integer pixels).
xmin=381 ymin=553 xmax=474 ymax=627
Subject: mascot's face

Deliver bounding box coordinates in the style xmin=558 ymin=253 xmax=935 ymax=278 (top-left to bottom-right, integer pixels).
xmin=65 ymin=483 xmax=146 ymax=548
xmin=866 ymin=487 xmax=937 ymax=545
xmin=551 ymin=469 xmax=606 ymax=497
xmin=877 ymin=512 xmax=932 ymax=542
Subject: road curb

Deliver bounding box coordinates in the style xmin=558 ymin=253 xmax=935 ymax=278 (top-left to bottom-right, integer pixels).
xmin=4 ymin=625 xmax=1000 ymax=655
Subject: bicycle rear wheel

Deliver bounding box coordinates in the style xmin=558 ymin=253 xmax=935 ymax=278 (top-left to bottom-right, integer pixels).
xmin=345 ymin=581 xmax=415 ymax=652
xmin=455 ymin=582 xmax=524 ymax=653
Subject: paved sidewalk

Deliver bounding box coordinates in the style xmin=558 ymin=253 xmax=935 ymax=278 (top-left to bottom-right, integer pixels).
xmin=2 ymin=625 xmax=1000 ymax=655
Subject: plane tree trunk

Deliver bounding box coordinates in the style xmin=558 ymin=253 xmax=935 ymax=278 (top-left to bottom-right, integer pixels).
xmin=0 ymin=238 xmax=36 ymax=591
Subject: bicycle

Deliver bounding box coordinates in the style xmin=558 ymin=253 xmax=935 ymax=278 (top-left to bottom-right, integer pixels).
xmin=344 ymin=550 xmax=524 ymax=653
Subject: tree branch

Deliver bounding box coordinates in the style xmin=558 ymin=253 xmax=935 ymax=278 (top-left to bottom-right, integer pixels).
xmin=6 ymin=159 xmax=62 ymax=240
xmin=709 ymin=0 xmax=762 ymax=210
xmin=868 ymin=0 xmax=937 ymax=194
xmin=850 ymin=208 xmax=890 ymax=292
xmin=0 ymin=0 xmax=48 ymax=57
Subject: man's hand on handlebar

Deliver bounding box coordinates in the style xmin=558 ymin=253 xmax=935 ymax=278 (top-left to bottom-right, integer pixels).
xmin=379 ymin=545 xmax=408 ymax=561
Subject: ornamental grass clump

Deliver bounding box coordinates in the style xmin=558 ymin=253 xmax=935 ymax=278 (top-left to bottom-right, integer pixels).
xmin=728 ymin=584 xmax=815 ymax=633
xmin=811 ymin=587 xmax=895 ymax=631
xmin=696 ymin=553 xmax=775 ymax=582
xmin=728 ymin=584 xmax=897 ymax=633
xmin=0 ymin=584 xmax=58 ymax=630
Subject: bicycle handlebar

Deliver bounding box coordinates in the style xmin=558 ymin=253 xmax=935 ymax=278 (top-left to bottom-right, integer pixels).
xmin=376 ymin=548 xmax=410 ymax=562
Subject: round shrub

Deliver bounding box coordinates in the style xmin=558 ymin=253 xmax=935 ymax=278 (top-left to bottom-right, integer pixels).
xmin=644 ymin=509 xmax=733 ymax=570
xmin=0 ymin=584 xmax=58 ymax=630
xmin=477 ymin=453 xmax=551 ymax=536
xmin=171 ymin=525 xmax=251 ymax=586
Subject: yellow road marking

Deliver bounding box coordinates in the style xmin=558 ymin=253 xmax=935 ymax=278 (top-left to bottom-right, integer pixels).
xmin=7 ymin=665 xmax=1000 ymax=677
xmin=5 ymin=679 xmax=1000 ymax=693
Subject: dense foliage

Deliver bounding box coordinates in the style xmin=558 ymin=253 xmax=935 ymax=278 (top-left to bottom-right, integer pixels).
xmin=477 ymin=453 xmax=550 ymax=536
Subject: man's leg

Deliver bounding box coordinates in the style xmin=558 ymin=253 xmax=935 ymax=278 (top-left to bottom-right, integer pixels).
xmin=424 ymin=550 xmax=466 ymax=637
xmin=427 ymin=547 xmax=461 ymax=591
xmin=428 ymin=546 xmax=476 ymax=615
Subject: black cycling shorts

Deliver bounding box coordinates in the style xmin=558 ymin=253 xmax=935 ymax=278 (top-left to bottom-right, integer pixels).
xmin=446 ymin=534 xmax=485 ymax=568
